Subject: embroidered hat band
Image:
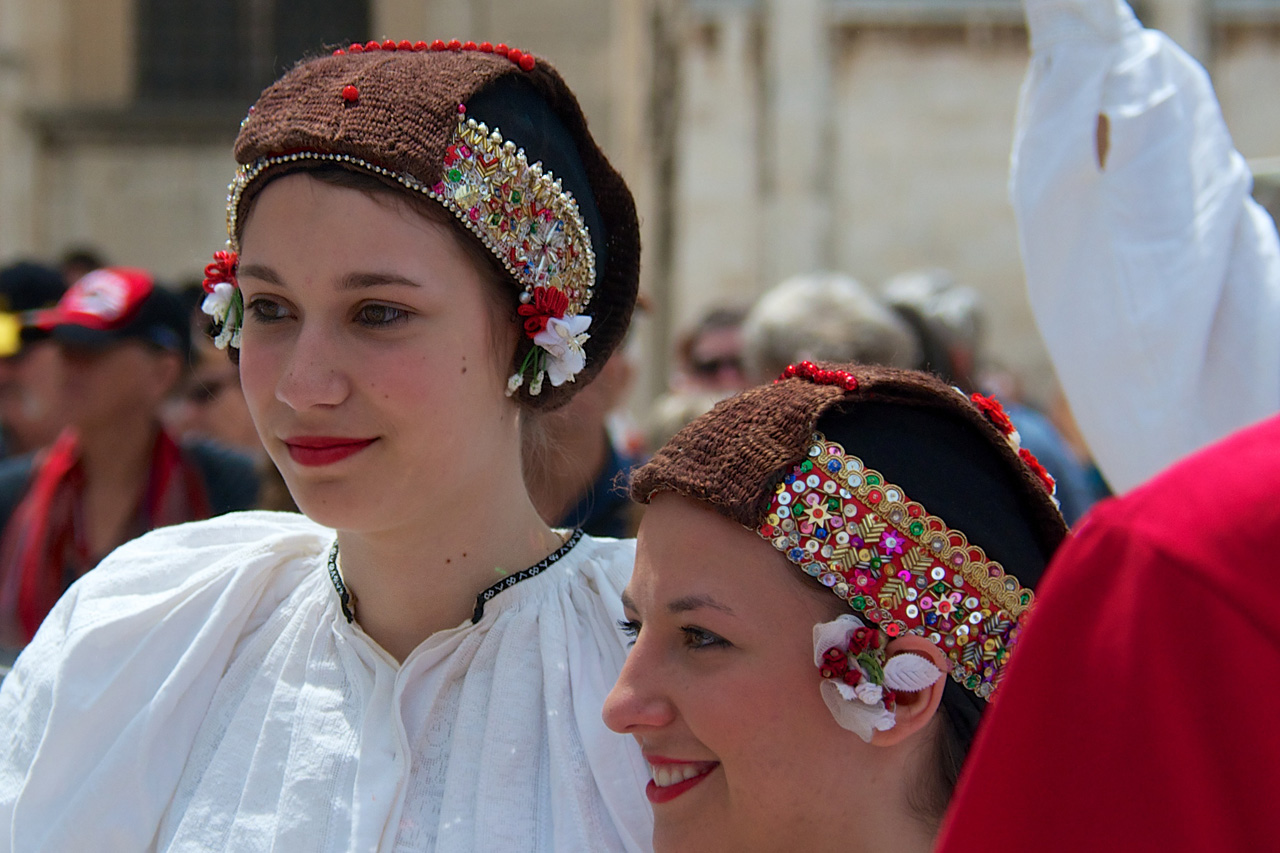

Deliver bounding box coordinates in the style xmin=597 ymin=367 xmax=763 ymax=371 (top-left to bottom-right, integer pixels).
xmin=760 ymin=431 xmax=1033 ymax=699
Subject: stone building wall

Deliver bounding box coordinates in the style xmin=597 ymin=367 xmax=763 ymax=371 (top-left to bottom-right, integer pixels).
xmin=0 ymin=0 xmax=1277 ymax=408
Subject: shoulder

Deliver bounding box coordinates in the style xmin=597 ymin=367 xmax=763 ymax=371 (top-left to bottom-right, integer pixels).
xmin=564 ymin=534 xmax=636 ymax=593
xmin=1066 ymin=414 xmax=1280 ymax=589
xmin=49 ymin=511 xmax=331 ymax=637
xmin=182 ymin=438 xmax=261 ymax=514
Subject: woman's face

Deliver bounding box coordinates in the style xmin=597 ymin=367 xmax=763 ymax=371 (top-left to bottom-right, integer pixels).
xmin=604 ymin=494 xmax=885 ymax=853
xmin=237 ymin=173 xmax=517 ymax=532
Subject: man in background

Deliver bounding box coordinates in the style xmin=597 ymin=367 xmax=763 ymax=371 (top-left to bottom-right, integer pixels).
xmin=0 ymin=268 xmax=258 ymax=650
xmin=0 ymin=263 xmax=67 ymax=459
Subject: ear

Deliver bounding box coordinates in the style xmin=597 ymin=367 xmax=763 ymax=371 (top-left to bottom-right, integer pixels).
xmin=870 ymin=634 xmax=947 ymax=747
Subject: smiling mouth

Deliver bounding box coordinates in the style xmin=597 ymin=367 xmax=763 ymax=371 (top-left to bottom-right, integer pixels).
xmin=645 ymin=760 xmax=720 ymax=805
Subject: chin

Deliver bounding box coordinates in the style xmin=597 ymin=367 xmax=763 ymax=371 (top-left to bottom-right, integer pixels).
xmin=285 ymin=480 xmax=376 ymax=530
xmin=653 ymin=820 xmax=734 ymax=853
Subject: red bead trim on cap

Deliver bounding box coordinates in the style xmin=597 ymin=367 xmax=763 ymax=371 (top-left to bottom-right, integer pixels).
xmin=969 ymin=391 xmax=1056 ymax=498
xmin=341 ymin=85 xmax=359 ymax=103
xmin=1018 ymin=448 xmax=1056 ymax=496
xmin=331 ymin=38 xmax=538 ymax=71
xmin=779 ymin=360 xmax=860 ymax=392
xmin=970 ymin=392 xmax=1015 ymax=437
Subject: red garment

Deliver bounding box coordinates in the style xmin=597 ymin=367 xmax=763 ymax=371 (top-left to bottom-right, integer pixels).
xmin=0 ymin=427 xmax=211 ymax=645
xmin=935 ymin=414 xmax=1280 ymax=852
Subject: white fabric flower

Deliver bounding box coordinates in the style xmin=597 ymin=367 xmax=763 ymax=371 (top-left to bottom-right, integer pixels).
xmin=820 ymin=681 xmax=898 ymax=742
xmin=201 ymin=282 xmax=235 ymax=323
xmin=213 ymin=323 xmax=235 ymax=350
xmin=853 ymin=681 xmax=883 ymax=705
xmin=506 ymin=372 xmax=524 ymax=397
xmin=533 ymin=314 xmax=592 ymax=386
xmin=813 ymin=614 xmax=898 ymax=742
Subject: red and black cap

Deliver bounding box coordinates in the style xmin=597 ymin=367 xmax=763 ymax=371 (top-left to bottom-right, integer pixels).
xmin=25 ymin=268 xmax=191 ymax=358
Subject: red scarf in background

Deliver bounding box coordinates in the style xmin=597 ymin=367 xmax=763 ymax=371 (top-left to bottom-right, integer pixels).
xmin=0 ymin=427 xmax=211 ymax=645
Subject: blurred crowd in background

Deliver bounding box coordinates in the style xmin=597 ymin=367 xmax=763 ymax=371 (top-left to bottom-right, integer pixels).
xmin=0 ymin=251 xmax=1110 ymax=564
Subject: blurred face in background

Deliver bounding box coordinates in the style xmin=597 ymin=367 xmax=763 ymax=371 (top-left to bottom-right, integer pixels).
xmin=168 ymin=336 xmax=262 ymax=456
xmin=58 ymin=340 xmax=180 ymax=434
xmin=0 ymin=341 xmax=67 ymax=454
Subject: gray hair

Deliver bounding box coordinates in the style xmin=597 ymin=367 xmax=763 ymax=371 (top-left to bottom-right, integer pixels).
xmin=881 ymin=268 xmax=984 ymax=353
xmin=742 ymin=272 xmax=922 ymax=383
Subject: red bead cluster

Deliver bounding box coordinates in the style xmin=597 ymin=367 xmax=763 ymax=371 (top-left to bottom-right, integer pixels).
xmin=970 ymin=391 xmax=1056 ymax=497
xmin=332 ymin=38 xmax=537 ymax=72
xmin=202 ymin=250 xmax=238 ymax=293
xmin=779 ymin=360 xmax=860 ymax=391
xmin=1019 ymin=447 xmax=1056 ymax=496
xmin=517 ymin=286 xmax=569 ymax=336
xmin=970 ymin=392 xmax=1016 ymax=437
xmin=818 ymin=629 xmax=897 ymax=707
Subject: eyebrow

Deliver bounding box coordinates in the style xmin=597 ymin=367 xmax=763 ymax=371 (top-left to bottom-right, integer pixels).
xmin=339 ymin=272 xmax=421 ymax=290
xmin=667 ymin=594 xmax=735 ymax=617
xmin=236 ymin=264 xmax=421 ymax=291
xmin=238 ymin=263 xmax=282 ymax=286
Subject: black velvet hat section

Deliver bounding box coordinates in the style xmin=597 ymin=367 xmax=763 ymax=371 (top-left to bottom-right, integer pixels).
xmin=466 ymin=75 xmax=608 ymax=276
xmin=816 ymin=401 xmax=1052 ymax=746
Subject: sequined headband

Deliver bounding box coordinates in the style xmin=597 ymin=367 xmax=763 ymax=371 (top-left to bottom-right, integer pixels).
xmin=203 ymin=56 xmax=597 ymax=395
xmin=758 ymin=432 xmax=1034 ymax=699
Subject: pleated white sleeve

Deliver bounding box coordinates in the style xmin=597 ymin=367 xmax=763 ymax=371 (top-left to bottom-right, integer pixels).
xmin=1014 ymin=0 xmax=1280 ymax=492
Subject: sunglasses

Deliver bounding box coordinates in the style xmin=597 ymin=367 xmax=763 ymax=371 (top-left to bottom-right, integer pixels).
xmin=186 ymin=376 xmax=239 ymax=404
xmin=690 ymin=356 xmax=743 ymax=377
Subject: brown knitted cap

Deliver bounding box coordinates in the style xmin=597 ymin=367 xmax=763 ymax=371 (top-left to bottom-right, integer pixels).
xmin=229 ymin=44 xmax=640 ymax=410
xmin=632 ymin=362 xmax=1067 ymax=561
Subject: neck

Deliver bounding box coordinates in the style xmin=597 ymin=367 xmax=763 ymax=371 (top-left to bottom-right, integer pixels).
xmin=74 ymin=414 xmax=162 ymax=560
xmin=527 ymin=424 xmax=611 ymax=526
xmin=336 ymin=441 xmax=564 ymax=663
xmin=77 ymin=414 xmax=159 ymax=492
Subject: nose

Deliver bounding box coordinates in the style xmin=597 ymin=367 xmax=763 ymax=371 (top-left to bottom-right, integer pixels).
xmin=273 ymin=322 xmax=350 ymax=411
xmin=602 ymin=638 xmax=678 ymax=734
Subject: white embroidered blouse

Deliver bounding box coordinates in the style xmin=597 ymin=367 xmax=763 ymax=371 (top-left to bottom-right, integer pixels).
xmin=0 ymin=511 xmax=651 ymax=852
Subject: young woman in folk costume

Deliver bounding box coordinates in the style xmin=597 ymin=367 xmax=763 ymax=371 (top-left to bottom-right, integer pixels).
xmin=0 ymin=41 xmax=651 ymax=851
xmin=604 ymin=362 xmax=1067 ymax=852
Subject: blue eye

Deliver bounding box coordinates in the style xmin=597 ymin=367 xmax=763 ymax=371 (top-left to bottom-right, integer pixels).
xmin=617 ymin=618 xmax=641 ymax=646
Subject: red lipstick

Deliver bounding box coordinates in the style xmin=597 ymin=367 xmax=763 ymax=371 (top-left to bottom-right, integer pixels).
xmin=284 ymin=436 xmax=377 ymax=466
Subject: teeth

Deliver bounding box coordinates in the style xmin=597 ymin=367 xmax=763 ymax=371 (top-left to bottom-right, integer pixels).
xmin=649 ymin=762 xmax=710 ymax=788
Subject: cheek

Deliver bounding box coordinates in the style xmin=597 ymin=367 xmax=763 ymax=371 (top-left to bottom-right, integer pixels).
xmin=236 ymin=345 xmax=280 ymax=416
